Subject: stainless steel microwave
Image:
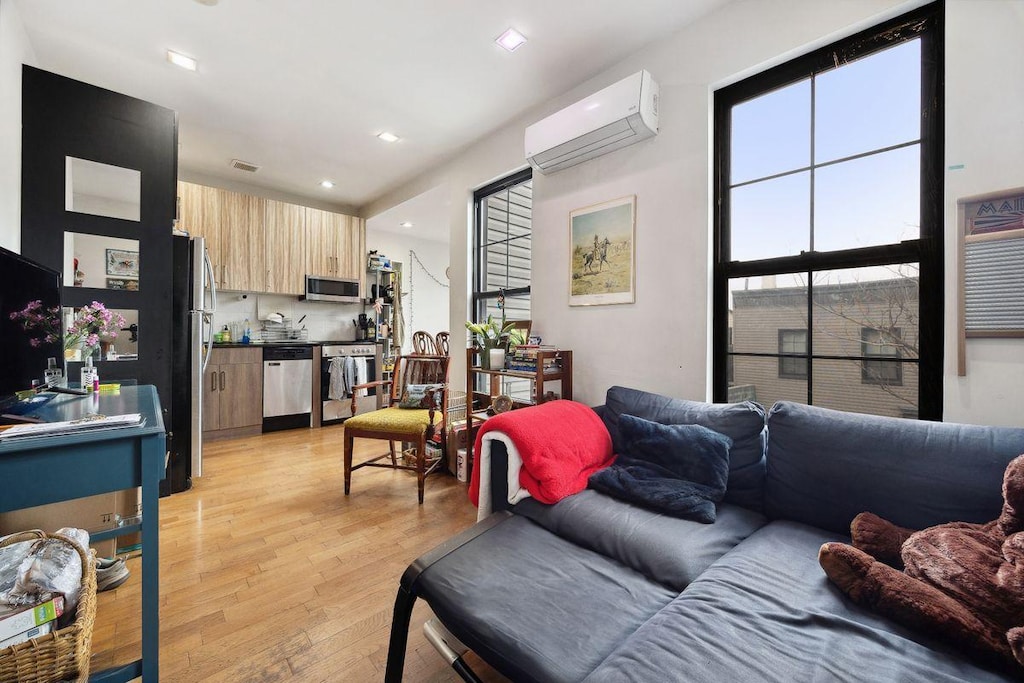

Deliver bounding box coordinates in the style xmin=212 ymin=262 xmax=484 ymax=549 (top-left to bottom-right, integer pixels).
xmin=305 ymin=275 xmax=361 ymax=303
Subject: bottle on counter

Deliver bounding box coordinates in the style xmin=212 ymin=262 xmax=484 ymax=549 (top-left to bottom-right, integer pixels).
xmin=44 ymin=357 xmax=64 ymax=387
xmin=81 ymin=356 xmax=98 ymax=392
xmin=242 ymin=318 xmax=251 ymax=344
xmin=220 ymin=325 xmax=231 ymax=343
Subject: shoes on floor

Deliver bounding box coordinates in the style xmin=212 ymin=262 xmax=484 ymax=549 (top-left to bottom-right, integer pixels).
xmin=95 ymin=557 xmax=130 ymax=592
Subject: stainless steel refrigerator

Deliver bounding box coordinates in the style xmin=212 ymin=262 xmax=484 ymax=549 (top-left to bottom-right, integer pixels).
xmin=165 ymin=234 xmax=217 ymax=495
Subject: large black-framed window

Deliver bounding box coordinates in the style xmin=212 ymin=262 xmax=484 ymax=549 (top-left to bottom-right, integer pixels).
xmin=472 ymin=168 xmax=533 ymax=325
xmin=472 ymin=168 xmax=533 ymax=400
xmin=713 ymin=2 xmax=943 ymax=420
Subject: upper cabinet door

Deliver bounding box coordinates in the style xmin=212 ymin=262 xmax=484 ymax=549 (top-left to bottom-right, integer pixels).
xmin=265 ymin=199 xmax=306 ymax=295
xmin=340 ymin=216 xmax=365 ymax=281
xmin=221 ymin=190 xmax=265 ymax=292
xmin=304 ymin=207 xmax=333 ymax=277
xmin=178 ymin=182 xmax=224 ymax=286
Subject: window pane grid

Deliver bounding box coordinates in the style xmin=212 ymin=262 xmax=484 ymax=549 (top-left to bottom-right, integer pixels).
xmin=714 ymin=5 xmax=940 ymax=419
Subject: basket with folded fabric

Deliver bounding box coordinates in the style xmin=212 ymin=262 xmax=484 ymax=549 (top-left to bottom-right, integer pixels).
xmin=0 ymin=530 xmax=96 ymax=683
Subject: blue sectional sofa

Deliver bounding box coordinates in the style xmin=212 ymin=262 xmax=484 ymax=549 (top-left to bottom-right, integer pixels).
xmin=385 ymin=386 xmax=1024 ymax=682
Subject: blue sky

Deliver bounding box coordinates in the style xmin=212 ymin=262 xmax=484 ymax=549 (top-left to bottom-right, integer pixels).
xmin=728 ymin=39 xmax=921 ymax=282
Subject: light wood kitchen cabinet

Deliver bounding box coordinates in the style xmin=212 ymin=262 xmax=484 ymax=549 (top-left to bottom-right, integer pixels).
xmin=306 ymin=208 xmax=366 ymax=283
xmin=179 ymin=181 xmax=364 ymax=296
xmin=177 ymin=182 xmax=224 ymax=286
xmin=305 ymin=207 xmax=343 ymax=278
xmin=265 ymin=199 xmax=307 ymax=295
xmin=343 ymin=216 xmax=366 ymax=283
xmin=203 ymin=347 xmax=263 ymax=440
xmin=220 ymin=191 xmax=266 ymax=291
xmin=178 ymin=182 xmax=268 ymax=292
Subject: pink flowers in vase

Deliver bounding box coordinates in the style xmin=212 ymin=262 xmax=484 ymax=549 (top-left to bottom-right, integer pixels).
xmin=65 ymin=301 xmax=127 ymax=357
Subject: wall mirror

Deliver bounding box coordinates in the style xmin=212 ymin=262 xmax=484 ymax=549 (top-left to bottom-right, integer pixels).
xmin=65 ymin=156 xmax=141 ymax=221
xmin=63 ymin=232 xmax=140 ymax=290
xmin=63 ymin=306 xmax=140 ymax=362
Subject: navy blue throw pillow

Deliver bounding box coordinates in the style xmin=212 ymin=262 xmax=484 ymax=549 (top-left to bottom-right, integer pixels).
xmin=589 ymin=414 xmax=732 ymax=523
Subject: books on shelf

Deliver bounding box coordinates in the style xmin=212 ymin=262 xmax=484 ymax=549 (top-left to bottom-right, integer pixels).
xmin=507 ymin=345 xmax=562 ymax=373
xmin=0 ymin=413 xmax=145 ymax=442
xmin=0 ymin=594 xmax=64 ymax=646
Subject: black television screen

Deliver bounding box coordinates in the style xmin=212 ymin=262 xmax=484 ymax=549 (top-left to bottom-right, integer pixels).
xmin=0 ymin=245 xmax=63 ymax=412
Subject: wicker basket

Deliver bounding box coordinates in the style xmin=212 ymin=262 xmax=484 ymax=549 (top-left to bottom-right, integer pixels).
xmin=0 ymin=530 xmax=96 ymax=683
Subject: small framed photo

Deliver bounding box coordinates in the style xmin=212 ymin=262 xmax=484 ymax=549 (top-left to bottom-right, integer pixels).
xmin=569 ymin=195 xmax=636 ymax=306
xmin=106 ymin=277 xmax=139 ymax=291
xmin=106 ymin=248 xmax=139 ymax=277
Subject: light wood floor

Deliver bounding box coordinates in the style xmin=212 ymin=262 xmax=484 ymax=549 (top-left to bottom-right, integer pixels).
xmin=89 ymin=424 xmax=508 ymax=682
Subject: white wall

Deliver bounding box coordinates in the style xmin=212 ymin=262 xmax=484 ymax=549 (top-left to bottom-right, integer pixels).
xmin=942 ymin=0 xmax=1024 ymax=427
xmin=0 ymin=0 xmax=37 ymax=252
xmin=366 ymin=229 xmax=450 ymax=354
xmin=365 ymin=0 xmax=1024 ymax=426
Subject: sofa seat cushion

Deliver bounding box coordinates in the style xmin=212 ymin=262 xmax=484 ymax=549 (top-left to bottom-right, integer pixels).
xmin=516 ymin=491 xmax=767 ymax=592
xmin=583 ymin=521 xmax=1014 ymax=682
xmin=417 ymin=514 xmax=676 ymax=683
xmin=602 ymin=386 xmax=767 ymax=512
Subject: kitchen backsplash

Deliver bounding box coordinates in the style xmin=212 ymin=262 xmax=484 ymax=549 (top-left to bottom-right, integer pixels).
xmin=213 ymin=292 xmax=365 ymax=342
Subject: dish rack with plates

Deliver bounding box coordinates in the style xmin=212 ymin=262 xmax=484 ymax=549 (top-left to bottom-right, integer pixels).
xmin=260 ymin=319 xmax=308 ymax=343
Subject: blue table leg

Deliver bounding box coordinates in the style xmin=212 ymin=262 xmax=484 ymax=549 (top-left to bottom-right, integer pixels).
xmin=140 ymin=433 xmax=163 ymax=681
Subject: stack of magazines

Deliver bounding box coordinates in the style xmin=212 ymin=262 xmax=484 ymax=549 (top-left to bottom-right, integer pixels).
xmin=0 ymin=414 xmax=144 ymax=441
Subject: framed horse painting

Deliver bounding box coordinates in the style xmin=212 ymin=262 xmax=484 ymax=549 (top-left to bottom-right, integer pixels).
xmin=569 ymin=195 xmax=636 ymax=306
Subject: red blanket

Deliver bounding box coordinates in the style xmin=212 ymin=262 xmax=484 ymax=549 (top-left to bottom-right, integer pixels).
xmin=468 ymin=400 xmax=614 ymax=506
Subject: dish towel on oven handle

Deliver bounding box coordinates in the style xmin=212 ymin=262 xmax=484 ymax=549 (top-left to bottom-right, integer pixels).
xmin=327 ymin=356 xmax=347 ymax=400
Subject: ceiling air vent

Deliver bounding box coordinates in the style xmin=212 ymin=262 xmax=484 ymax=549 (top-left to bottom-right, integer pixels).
xmin=230 ymin=158 xmax=260 ymax=173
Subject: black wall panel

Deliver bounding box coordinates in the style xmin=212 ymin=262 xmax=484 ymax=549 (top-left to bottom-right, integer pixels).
xmin=21 ymin=65 xmax=178 ymax=416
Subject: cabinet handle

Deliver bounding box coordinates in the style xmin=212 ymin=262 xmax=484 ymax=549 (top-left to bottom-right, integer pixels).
xmin=211 ymin=371 xmax=218 ymax=392
xmin=223 ymin=265 xmax=228 ymax=286
xmin=219 ymin=370 xmax=226 ymax=391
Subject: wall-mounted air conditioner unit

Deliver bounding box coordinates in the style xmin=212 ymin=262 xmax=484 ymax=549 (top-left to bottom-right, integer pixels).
xmin=525 ymin=70 xmax=659 ymax=175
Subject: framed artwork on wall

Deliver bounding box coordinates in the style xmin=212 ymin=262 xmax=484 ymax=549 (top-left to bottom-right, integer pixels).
xmin=569 ymin=195 xmax=636 ymax=306
xmin=956 ymin=186 xmax=1024 ymax=375
xmin=106 ymin=248 xmax=139 ymax=277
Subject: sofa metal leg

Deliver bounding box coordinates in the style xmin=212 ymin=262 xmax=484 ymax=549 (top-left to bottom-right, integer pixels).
xmin=384 ymin=584 xmax=418 ymax=683
xmin=424 ymin=618 xmax=483 ymax=683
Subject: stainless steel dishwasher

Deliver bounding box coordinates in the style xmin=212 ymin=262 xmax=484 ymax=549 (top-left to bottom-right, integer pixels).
xmin=263 ymin=345 xmax=313 ymax=432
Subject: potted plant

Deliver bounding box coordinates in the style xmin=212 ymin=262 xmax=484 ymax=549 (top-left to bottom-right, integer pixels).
xmin=465 ymin=314 xmax=525 ymax=369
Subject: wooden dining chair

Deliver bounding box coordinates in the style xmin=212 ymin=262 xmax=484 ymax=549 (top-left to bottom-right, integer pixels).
xmin=344 ymin=354 xmax=449 ymax=503
xmin=434 ymin=331 xmax=450 ymax=356
xmin=411 ymin=330 xmax=438 ymax=355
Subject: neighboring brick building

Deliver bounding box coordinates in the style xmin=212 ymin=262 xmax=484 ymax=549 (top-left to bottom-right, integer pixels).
xmin=729 ymin=276 xmax=919 ymax=419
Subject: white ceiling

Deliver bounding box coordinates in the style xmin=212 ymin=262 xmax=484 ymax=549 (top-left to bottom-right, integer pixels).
xmin=15 ymin=0 xmax=730 ymax=214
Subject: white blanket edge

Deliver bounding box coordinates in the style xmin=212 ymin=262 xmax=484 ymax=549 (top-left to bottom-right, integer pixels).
xmin=475 ymin=431 xmax=531 ymax=521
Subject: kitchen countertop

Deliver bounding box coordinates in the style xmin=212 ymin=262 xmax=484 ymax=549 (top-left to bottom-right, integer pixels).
xmin=210 ymin=340 xmax=378 ymax=348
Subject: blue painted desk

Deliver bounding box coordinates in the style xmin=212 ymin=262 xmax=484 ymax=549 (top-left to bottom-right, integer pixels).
xmin=0 ymin=385 xmax=164 ymax=682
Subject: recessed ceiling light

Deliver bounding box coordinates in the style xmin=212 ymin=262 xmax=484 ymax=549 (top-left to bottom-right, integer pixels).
xmin=167 ymin=50 xmax=197 ymax=71
xmin=377 ymin=132 xmax=400 ymax=143
xmin=400 ymin=221 xmax=413 ymax=228
xmin=320 ymin=180 xmax=334 ymax=189
xmin=496 ymin=28 xmax=527 ymax=52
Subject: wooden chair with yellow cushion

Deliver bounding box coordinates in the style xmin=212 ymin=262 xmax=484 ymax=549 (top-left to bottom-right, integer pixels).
xmin=344 ymin=353 xmax=449 ymax=504
xmin=434 ymin=331 xmax=450 ymax=356
xmin=411 ymin=330 xmax=438 ymax=355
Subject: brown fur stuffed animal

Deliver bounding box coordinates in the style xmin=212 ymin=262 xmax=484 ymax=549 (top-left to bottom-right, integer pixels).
xmin=819 ymin=453 xmax=1024 ymax=674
